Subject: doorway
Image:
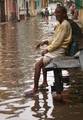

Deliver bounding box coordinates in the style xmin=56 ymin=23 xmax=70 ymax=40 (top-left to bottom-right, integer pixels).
xmin=0 ymin=0 xmax=5 ymax=22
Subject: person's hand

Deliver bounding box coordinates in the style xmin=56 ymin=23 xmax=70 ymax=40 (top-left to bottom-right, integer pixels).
xmin=36 ymin=40 xmax=48 ymax=50
xmin=41 ymin=49 xmax=48 ymax=56
xmin=35 ymin=43 xmax=41 ymax=49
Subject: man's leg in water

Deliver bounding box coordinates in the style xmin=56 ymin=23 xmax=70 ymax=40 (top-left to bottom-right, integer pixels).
xmin=33 ymin=55 xmax=52 ymax=92
xmin=40 ymin=67 xmax=48 ymax=87
xmin=33 ymin=58 xmax=44 ymax=92
xmin=40 ymin=56 xmax=52 ymax=88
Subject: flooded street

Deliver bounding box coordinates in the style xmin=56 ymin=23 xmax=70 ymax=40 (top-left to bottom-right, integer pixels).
xmin=0 ymin=16 xmax=83 ymax=120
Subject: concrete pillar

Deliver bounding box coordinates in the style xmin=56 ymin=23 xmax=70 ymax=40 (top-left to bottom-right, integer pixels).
xmin=6 ymin=0 xmax=12 ymax=21
xmin=79 ymin=9 xmax=83 ymax=25
xmin=5 ymin=0 xmax=10 ymax=21
xmin=42 ymin=0 xmax=48 ymax=8
xmin=16 ymin=0 xmax=20 ymax=21
xmin=30 ymin=0 xmax=36 ymax=16
xmin=42 ymin=0 xmax=44 ymax=8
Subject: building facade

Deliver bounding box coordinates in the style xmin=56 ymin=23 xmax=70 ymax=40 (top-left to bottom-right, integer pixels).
xmin=0 ymin=0 xmax=48 ymax=22
xmin=6 ymin=0 xmax=17 ymax=21
xmin=17 ymin=0 xmax=48 ymax=17
xmin=0 ymin=0 xmax=17 ymax=22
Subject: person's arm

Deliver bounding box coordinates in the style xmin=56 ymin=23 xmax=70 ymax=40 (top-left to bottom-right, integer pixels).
xmin=41 ymin=23 xmax=68 ymax=56
xmin=47 ymin=23 xmax=71 ymax=52
xmin=36 ymin=40 xmax=49 ymax=49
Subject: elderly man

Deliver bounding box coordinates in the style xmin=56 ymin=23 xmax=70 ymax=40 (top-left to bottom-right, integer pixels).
xmin=32 ymin=6 xmax=72 ymax=95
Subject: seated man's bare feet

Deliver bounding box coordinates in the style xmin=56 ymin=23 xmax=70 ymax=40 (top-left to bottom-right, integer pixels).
xmin=33 ymin=88 xmax=38 ymax=93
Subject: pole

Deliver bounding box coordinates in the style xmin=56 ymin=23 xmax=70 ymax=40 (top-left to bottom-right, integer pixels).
xmin=17 ymin=0 xmax=20 ymax=21
xmin=24 ymin=0 xmax=27 ymax=20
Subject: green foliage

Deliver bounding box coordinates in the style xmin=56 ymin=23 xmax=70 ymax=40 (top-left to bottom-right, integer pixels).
xmin=75 ymin=0 xmax=83 ymax=9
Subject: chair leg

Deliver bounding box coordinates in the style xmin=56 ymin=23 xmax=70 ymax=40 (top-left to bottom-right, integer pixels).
xmin=51 ymin=68 xmax=63 ymax=93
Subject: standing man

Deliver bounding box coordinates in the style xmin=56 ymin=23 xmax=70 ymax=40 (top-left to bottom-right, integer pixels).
xmin=44 ymin=7 xmax=49 ymax=23
xmin=32 ymin=6 xmax=72 ymax=96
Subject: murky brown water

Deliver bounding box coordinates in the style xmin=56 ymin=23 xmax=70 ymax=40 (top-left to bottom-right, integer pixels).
xmin=0 ymin=16 xmax=83 ymax=120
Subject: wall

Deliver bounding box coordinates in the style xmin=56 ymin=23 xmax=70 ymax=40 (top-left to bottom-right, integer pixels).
xmin=5 ymin=0 xmax=17 ymax=21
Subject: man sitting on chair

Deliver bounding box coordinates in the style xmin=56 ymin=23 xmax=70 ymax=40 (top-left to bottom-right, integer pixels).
xmin=32 ymin=6 xmax=72 ymax=95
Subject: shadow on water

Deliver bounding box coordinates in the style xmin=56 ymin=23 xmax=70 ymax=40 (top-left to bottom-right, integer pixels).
xmin=0 ymin=17 xmax=83 ymax=120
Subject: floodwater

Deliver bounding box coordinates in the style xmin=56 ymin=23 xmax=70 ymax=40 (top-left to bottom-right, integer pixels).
xmin=0 ymin=16 xmax=83 ymax=120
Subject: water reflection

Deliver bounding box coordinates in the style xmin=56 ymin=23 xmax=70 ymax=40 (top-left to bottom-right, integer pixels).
xmin=31 ymin=91 xmax=54 ymax=120
xmin=0 ymin=23 xmax=31 ymax=120
xmin=0 ymin=17 xmax=53 ymax=119
xmin=0 ymin=23 xmax=24 ymax=97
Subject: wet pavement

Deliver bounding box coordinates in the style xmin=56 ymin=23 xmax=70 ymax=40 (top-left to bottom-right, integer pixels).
xmin=0 ymin=16 xmax=83 ymax=120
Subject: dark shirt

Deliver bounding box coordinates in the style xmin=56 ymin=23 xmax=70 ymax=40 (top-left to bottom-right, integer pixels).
xmin=45 ymin=9 xmax=49 ymax=16
xmin=67 ymin=19 xmax=83 ymax=55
